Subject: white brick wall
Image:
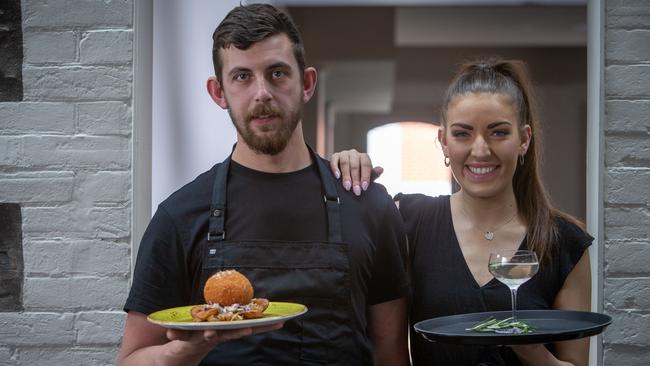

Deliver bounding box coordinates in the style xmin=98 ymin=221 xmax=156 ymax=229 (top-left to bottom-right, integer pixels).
xmin=80 ymin=30 xmax=133 ymax=64
xmin=0 ymin=103 xmax=75 ymax=134
xmin=604 ymin=0 xmax=650 ymax=365
xmin=0 ymin=0 xmax=133 ymax=364
xmin=23 ymin=0 xmax=132 ymax=28
xmin=24 ymin=31 xmax=77 ymax=64
xmin=23 ymin=66 xmax=132 ymax=100
xmin=77 ymin=102 xmax=131 ymax=135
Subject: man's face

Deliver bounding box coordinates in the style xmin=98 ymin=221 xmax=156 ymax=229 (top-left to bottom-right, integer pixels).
xmin=218 ymin=34 xmax=305 ymax=155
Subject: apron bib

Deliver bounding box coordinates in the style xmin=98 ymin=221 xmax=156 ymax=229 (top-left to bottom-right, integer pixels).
xmin=198 ymin=147 xmax=366 ymax=365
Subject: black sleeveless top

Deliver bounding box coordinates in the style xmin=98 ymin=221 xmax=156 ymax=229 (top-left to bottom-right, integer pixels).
xmin=398 ymin=194 xmax=592 ymax=366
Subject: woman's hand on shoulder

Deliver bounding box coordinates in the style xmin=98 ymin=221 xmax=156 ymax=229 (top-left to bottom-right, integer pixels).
xmin=329 ymin=149 xmax=383 ymax=196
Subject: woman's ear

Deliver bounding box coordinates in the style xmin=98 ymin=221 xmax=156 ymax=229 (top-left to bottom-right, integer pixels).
xmin=206 ymin=76 xmax=228 ymax=109
xmin=438 ymin=127 xmax=448 ymax=155
xmin=520 ymin=124 xmax=532 ymax=155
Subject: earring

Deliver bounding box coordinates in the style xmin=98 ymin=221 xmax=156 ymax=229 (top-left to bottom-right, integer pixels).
xmin=519 ymin=154 xmax=525 ymax=166
xmin=444 ymin=156 xmax=450 ymax=167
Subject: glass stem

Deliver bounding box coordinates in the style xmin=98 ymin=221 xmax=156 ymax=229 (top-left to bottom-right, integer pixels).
xmin=510 ymin=288 xmax=518 ymax=321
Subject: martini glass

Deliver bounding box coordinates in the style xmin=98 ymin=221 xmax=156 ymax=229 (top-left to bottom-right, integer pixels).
xmin=488 ymin=249 xmax=539 ymax=329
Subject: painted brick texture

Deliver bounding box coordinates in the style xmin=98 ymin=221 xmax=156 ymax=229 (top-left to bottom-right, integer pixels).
xmin=0 ymin=0 xmax=133 ymax=363
xmin=604 ymin=0 xmax=650 ymax=364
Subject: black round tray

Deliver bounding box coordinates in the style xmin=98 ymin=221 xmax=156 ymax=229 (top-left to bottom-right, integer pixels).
xmin=413 ymin=310 xmax=612 ymax=345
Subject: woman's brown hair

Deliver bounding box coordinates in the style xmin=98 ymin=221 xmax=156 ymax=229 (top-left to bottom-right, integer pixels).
xmin=441 ymin=58 xmax=584 ymax=265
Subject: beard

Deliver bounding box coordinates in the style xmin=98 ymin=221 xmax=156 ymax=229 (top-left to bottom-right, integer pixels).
xmin=228 ymin=97 xmax=303 ymax=156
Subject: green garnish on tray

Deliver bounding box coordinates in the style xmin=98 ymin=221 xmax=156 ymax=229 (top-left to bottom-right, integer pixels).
xmin=466 ymin=317 xmax=534 ymax=334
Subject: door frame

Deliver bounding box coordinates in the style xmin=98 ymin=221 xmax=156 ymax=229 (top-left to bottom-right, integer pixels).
xmin=132 ymin=2 xmax=605 ymax=363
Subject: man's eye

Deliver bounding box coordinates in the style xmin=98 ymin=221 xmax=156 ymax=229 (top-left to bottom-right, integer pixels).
xmin=234 ymin=73 xmax=249 ymax=81
xmin=452 ymin=131 xmax=469 ymax=138
xmin=272 ymin=70 xmax=286 ymax=78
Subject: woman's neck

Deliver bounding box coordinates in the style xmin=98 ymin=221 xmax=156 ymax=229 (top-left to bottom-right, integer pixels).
xmin=453 ymin=189 xmax=519 ymax=228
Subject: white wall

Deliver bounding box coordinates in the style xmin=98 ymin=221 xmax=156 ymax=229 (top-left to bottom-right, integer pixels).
xmin=152 ymin=0 xmax=243 ymax=212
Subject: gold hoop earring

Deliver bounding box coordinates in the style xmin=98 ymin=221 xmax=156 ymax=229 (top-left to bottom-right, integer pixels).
xmin=444 ymin=156 xmax=450 ymax=167
xmin=519 ymin=154 xmax=525 ymax=166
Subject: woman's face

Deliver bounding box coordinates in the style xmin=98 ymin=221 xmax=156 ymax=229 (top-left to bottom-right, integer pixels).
xmin=439 ymin=92 xmax=531 ymax=200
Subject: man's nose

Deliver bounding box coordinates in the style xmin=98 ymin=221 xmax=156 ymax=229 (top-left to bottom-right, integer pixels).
xmin=254 ymin=79 xmax=272 ymax=103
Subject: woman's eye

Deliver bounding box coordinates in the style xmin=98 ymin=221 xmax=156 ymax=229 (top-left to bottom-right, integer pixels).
xmin=493 ymin=130 xmax=510 ymax=137
xmin=452 ymin=131 xmax=469 ymax=138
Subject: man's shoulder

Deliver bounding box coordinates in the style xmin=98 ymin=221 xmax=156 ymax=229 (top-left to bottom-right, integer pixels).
xmin=159 ymin=164 xmax=218 ymax=215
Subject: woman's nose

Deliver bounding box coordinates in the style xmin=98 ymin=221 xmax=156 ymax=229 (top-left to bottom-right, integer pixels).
xmin=471 ymin=135 xmax=491 ymax=157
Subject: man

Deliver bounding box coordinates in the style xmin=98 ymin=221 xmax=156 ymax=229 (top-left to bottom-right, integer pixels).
xmin=117 ymin=4 xmax=409 ymax=365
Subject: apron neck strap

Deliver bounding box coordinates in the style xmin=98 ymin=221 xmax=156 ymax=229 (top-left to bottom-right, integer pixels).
xmin=311 ymin=145 xmax=343 ymax=243
xmin=208 ymin=144 xmax=342 ymax=243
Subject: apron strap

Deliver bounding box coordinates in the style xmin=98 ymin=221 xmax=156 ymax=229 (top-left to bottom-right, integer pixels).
xmin=207 ymin=157 xmax=229 ymax=242
xmin=207 ymin=145 xmax=343 ymax=243
xmin=310 ymin=146 xmax=343 ymax=243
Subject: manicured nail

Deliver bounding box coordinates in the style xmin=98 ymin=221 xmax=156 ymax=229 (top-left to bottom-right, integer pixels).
xmin=353 ymin=185 xmax=361 ymax=196
xmin=343 ymin=180 xmax=351 ymax=191
xmin=335 ymin=170 xmax=340 ymax=179
xmin=361 ymin=181 xmax=368 ymax=191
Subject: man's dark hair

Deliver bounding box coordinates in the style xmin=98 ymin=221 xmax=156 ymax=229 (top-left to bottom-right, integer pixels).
xmin=212 ymin=3 xmax=306 ymax=83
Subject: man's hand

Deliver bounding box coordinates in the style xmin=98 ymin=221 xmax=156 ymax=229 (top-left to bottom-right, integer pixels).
xmin=117 ymin=311 xmax=284 ymax=366
xmin=164 ymin=324 xmax=282 ymax=358
xmin=330 ymin=149 xmax=383 ymax=196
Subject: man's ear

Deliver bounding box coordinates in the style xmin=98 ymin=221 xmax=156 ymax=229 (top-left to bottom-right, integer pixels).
xmin=207 ymin=76 xmax=228 ymax=109
xmin=302 ymin=67 xmax=318 ymax=104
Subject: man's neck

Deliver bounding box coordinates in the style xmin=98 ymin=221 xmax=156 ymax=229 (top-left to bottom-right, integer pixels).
xmin=231 ymin=126 xmax=312 ymax=173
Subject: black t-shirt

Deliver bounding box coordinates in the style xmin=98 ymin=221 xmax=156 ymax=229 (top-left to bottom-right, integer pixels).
xmin=398 ymin=194 xmax=592 ymax=366
xmin=125 ymin=157 xmax=409 ymax=363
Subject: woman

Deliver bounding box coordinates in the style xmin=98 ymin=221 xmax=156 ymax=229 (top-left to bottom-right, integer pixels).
xmin=331 ymin=58 xmax=592 ymax=366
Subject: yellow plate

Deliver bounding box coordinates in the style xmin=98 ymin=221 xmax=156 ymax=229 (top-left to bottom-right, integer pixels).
xmin=147 ymin=302 xmax=307 ymax=330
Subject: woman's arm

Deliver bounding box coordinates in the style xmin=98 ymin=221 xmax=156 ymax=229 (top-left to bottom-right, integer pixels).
xmin=511 ymin=250 xmax=592 ymax=366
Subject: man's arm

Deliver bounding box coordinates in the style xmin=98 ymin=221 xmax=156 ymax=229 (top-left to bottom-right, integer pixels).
xmin=116 ymin=311 xmax=282 ymax=366
xmin=368 ymin=297 xmax=410 ymax=366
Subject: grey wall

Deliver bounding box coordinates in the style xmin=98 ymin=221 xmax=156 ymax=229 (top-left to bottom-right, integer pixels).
xmin=602 ymin=0 xmax=650 ymax=364
xmin=0 ymin=0 xmax=133 ymax=364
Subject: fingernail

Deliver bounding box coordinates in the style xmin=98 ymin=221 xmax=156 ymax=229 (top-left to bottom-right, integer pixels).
xmin=353 ymin=185 xmax=361 ymax=196
xmin=343 ymin=180 xmax=351 ymax=191
xmin=361 ymin=181 xmax=368 ymax=191
xmin=335 ymin=170 xmax=340 ymax=179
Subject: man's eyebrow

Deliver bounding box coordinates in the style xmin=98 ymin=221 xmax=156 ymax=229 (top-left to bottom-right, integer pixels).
xmin=267 ymin=61 xmax=292 ymax=70
xmin=227 ymin=67 xmax=251 ymax=78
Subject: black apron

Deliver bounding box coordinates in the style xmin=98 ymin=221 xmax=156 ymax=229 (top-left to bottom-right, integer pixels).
xmin=198 ymin=147 xmax=368 ymax=365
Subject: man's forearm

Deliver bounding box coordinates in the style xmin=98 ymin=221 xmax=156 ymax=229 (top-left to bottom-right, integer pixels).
xmin=118 ymin=341 xmax=212 ymax=366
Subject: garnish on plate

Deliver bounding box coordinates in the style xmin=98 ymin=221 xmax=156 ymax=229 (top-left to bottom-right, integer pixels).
xmin=466 ymin=317 xmax=534 ymax=334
